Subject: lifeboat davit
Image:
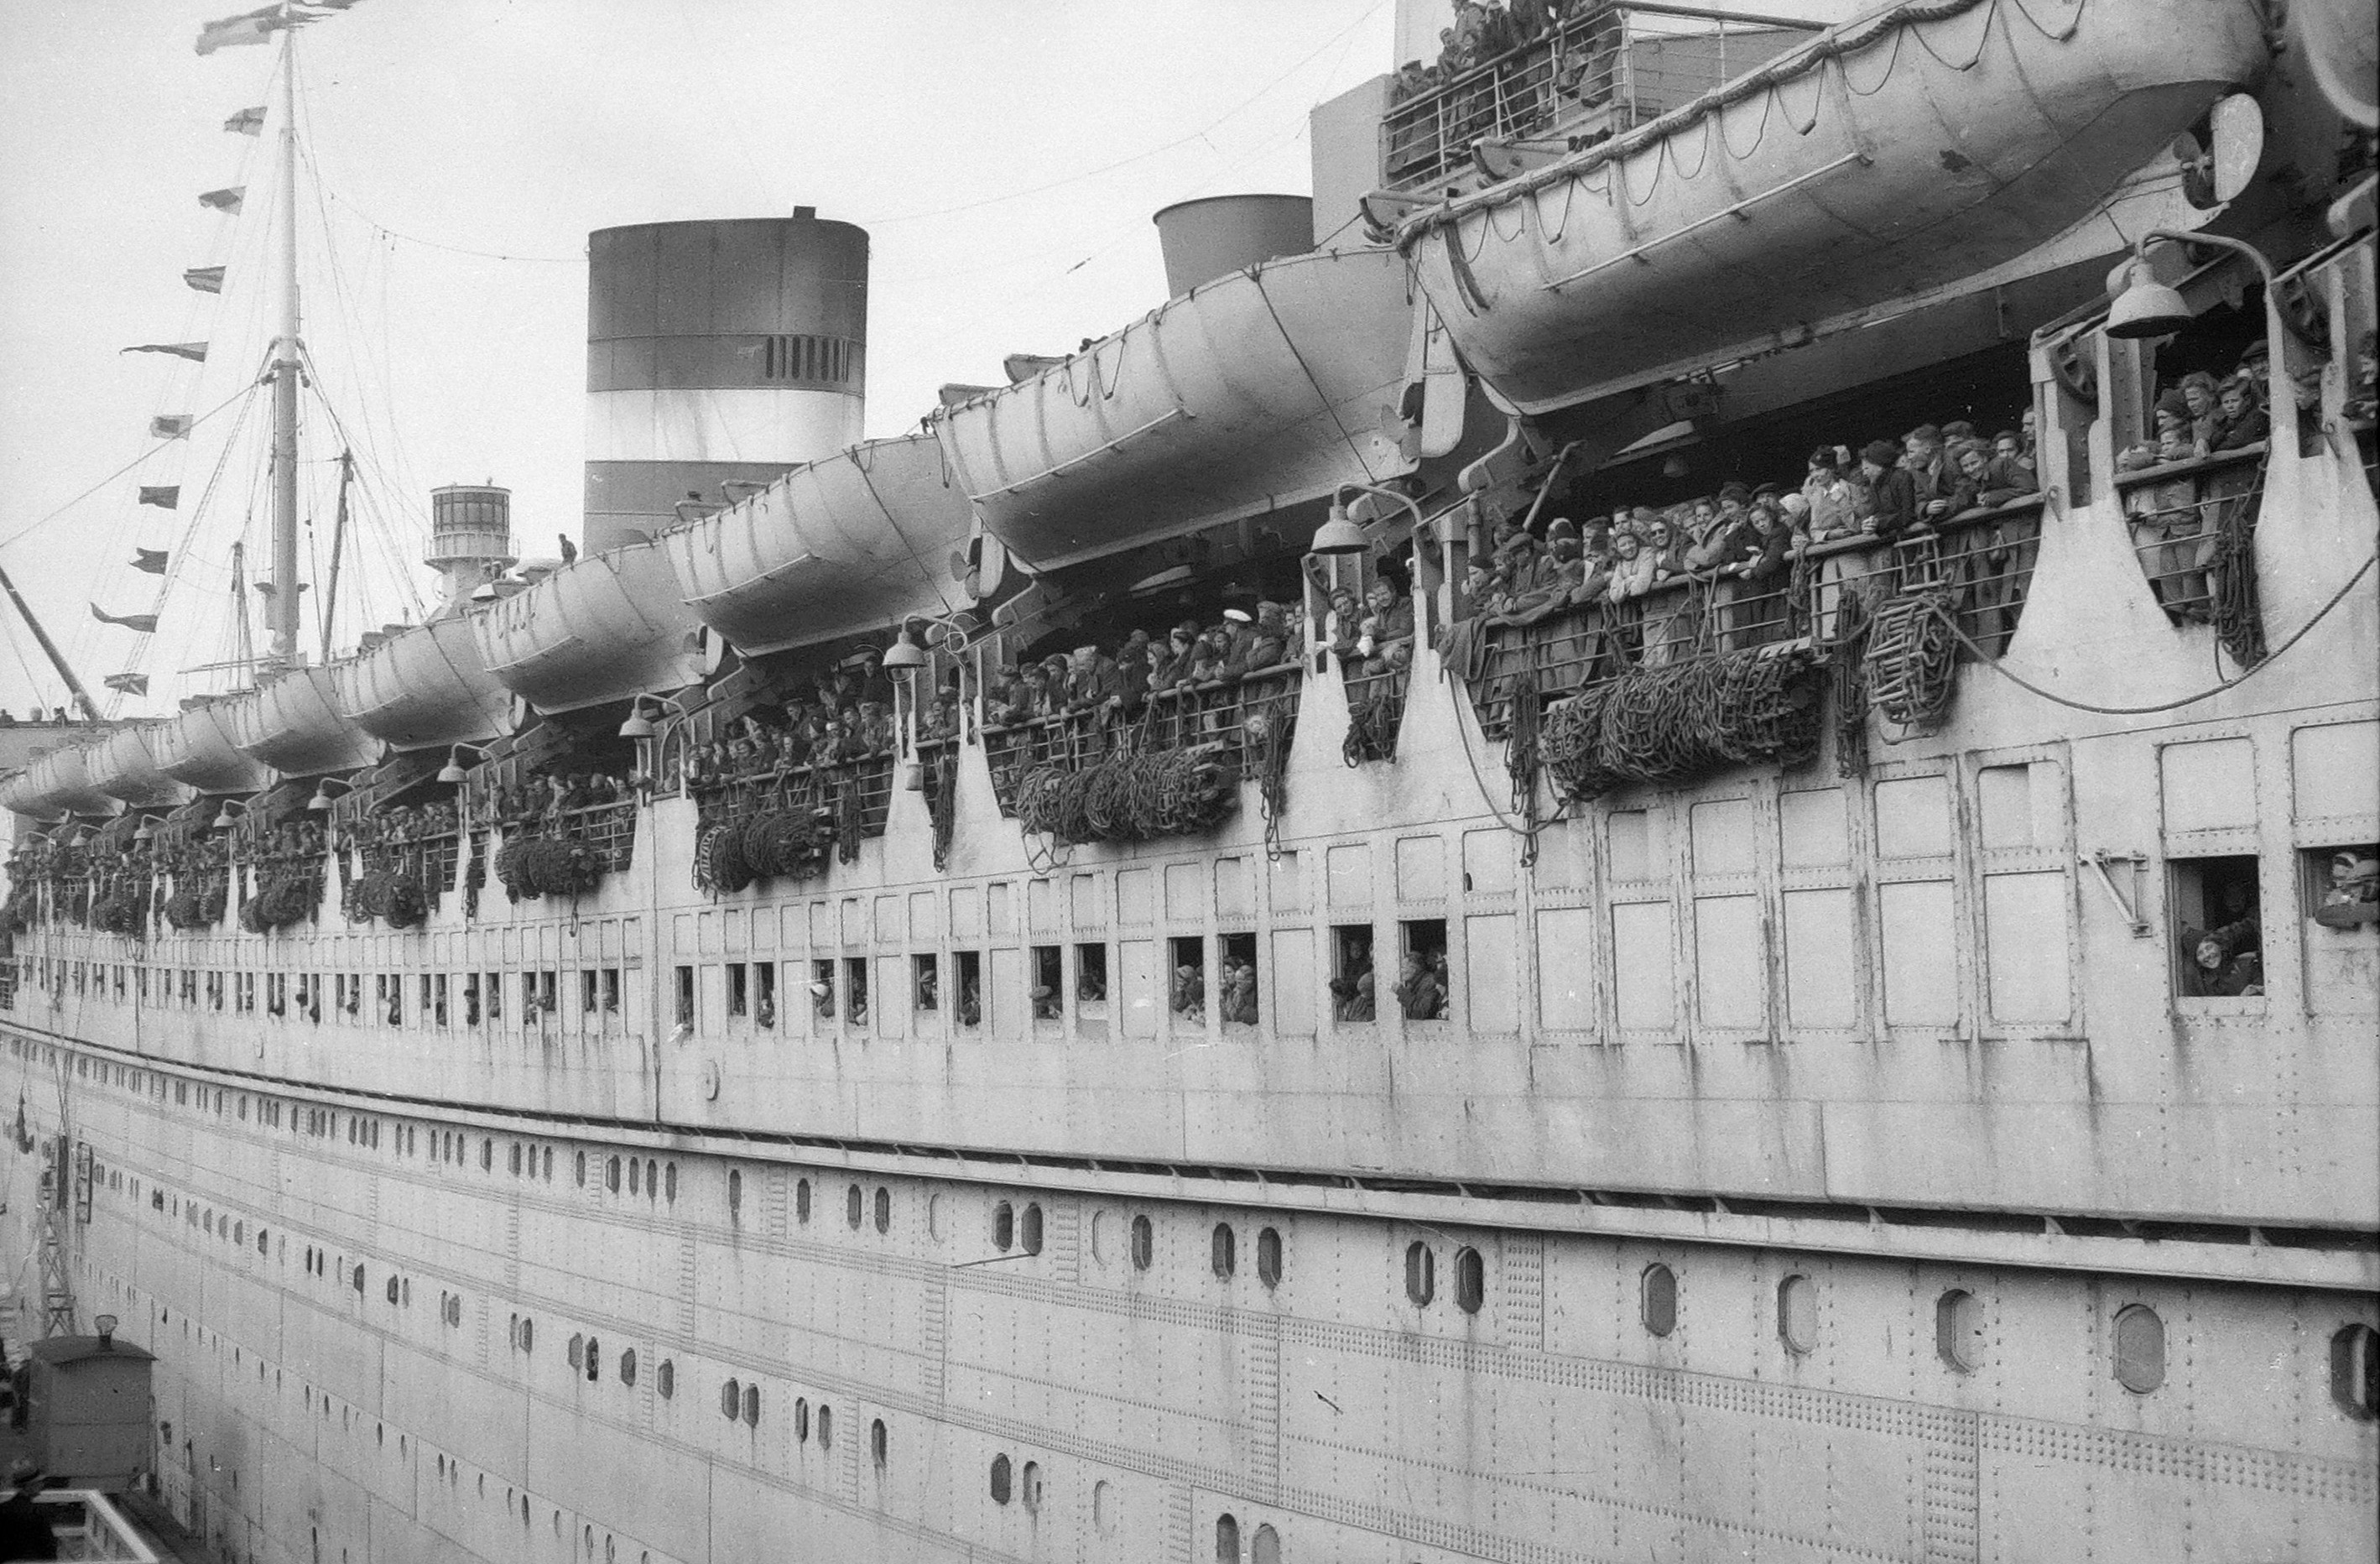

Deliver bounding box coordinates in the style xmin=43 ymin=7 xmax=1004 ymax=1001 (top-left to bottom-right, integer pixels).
xmin=1398 ymin=0 xmax=2271 ymax=415
xmin=931 ymin=246 xmax=1417 ymax=571
xmin=6 ymin=744 xmax=120 ymax=820
xmin=86 ymin=723 xmax=189 ymax=808
xmin=233 ymin=665 xmax=379 ymax=776
xmin=660 ymin=432 xmax=971 ymax=658
xmin=333 ymin=615 xmax=511 ymax=751
xmin=474 ymin=540 xmax=702 ymax=717
xmin=152 ymin=696 xmax=268 ymax=795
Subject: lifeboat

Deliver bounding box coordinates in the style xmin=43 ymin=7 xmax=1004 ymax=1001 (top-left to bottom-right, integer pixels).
xmin=233 ymin=665 xmax=379 ymax=777
xmin=5 ymin=743 xmax=120 ymax=820
xmin=473 ymin=540 xmax=702 ymax=717
xmin=1398 ymin=0 xmax=2271 ymax=415
xmin=333 ymin=615 xmax=511 ymax=751
xmin=152 ymin=696 xmax=269 ymax=795
xmin=930 ymin=246 xmax=1416 ymax=571
xmin=86 ymin=723 xmax=189 ymax=808
xmin=660 ymin=432 xmax=971 ymax=658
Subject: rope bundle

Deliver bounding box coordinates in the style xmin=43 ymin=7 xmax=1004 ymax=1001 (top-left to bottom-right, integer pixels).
xmin=743 ymin=811 xmax=832 ymax=881
xmin=1861 ymin=591 xmax=1961 ymax=728
xmin=494 ymin=838 xmax=605 ymax=901
xmin=90 ymin=888 xmax=145 ymax=937
xmin=1538 ymin=648 xmax=1824 ymax=801
xmin=2211 ymin=472 xmax=2267 ymax=669
xmin=352 ymin=869 xmax=430 ymax=929
xmin=163 ymin=875 xmax=226 ymax=930
xmin=240 ymin=869 xmax=319 ymax=932
xmin=1015 ymin=745 xmax=1240 ymax=844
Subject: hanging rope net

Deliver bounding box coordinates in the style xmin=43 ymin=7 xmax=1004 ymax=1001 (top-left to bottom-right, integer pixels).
xmin=239 ymin=868 xmax=320 ymax=932
xmin=692 ymin=810 xmax=831 ymax=894
xmin=350 ymin=868 xmax=430 ymax=929
xmin=493 ymin=838 xmax=607 ymax=902
xmin=1015 ymin=744 xmax=1242 ymax=845
xmin=1538 ymin=648 xmax=1825 ymax=801
xmin=1860 ymin=591 xmax=1961 ymax=729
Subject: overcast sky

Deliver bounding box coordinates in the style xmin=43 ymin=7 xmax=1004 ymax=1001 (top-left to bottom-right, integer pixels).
xmin=0 ymin=0 xmax=1414 ymax=718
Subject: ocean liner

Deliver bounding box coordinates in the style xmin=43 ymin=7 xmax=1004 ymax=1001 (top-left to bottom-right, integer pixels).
xmin=1 ymin=0 xmax=2375 ymax=1560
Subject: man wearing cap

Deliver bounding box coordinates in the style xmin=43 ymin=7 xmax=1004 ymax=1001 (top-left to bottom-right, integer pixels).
xmin=1103 ymin=629 xmax=1154 ymax=720
xmin=0 ymin=1459 xmax=56 ymax=1560
xmin=1358 ymin=579 xmax=1416 ymax=675
xmin=1148 ymin=624 xmax=1198 ymax=694
xmin=1861 ymin=441 xmax=1920 ymax=542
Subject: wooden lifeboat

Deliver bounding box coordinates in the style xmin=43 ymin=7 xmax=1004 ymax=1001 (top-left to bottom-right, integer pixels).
xmin=930 ymin=246 xmax=1417 ymax=571
xmin=473 ymin=540 xmax=702 ymax=717
xmin=152 ymin=696 xmax=269 ymax=795
xmin=1398 ymin=0 xmax=2271 ymax=415
xmin=4 ymin=744 xmax=118 ymax=820
xmin=660 ymin=432 xmax=972 ymax=658
xmin=85 ymin=723 xmax=189 ymax=808
xmin=233 ymin=665 xmax=379 ymax=777
xmin=333 ymin=616 xmax=511 ymax=751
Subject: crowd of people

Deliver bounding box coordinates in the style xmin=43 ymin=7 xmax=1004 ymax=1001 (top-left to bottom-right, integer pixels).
xmin=1326 ymin=939 xmax=1451 ymax=1023
xmin=986 ymin=604 xmax=1304 ymax=729
xmin=1458 ymin=415 xmax=2041 ymax=658
xmin=2118 ymin=360 xmax=2274 ymax=623
xmin=481 ymin=772 xmax=632 ymax=831
xmin=1169 ymin=952 xmax=1262 ymax=1026
xmin=1388 ymin=0 xmax=1609 ymax=105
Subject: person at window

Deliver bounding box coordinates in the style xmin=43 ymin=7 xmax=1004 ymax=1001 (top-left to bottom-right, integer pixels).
xmin=1330 ymin=964 xmax=1376 ymax=1023
xmin=1357 ymin=580 xmax=1415 ymax=675
xmin=1860 ymin=441 xmax=1919 ymax=541
xmin=811 ymin=976 xmax=835 ymax=1019
xmin=1170 ymin=962 xmax=1205 ymax=1022
xmin=914 ymin=964 xmax=938 ymax=1012
xmin=2181 ymin=930 xmax=2261 ymax=996
xmin=2317 ymin=851 xmax=2379 ymax=927
xmin=1219 ymin=957 xmax=1259 ymax=1024
xmin=957 ymin=973 xmax=982 ymax=1027
xmin=1396 ymin=951 xmax=1446 ymax=1020
xmin=2211 ymin=374 xmax=2269 ymax=451
xmin=1030 ymin=983 xmax=1061 ymax=1021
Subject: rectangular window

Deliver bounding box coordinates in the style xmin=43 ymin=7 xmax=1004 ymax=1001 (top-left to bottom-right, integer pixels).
xmin=2169 ymin=854 xmax=2263 ymax=998
xmin=419 ymin=973 xmax=433 ymax=1019
xmin=726 ymin=962 xmax=749 ymax=1019
xmin=485 ymin=970 xmax=502 ymax=1022
xmin=601 ymin=967 xmax=621 ymax=1014
xmin=1330 ymin=923 xmax=1377 ymax=1023
xmin=463 ymin=973 xmax=482 ymax=1026
xmin=753 ymin=961 xmax=776 ymax=1028
xmin=1218 ymin=932 xmax=1259 ymax=1027
xmin=810 ymin=959 xmax=836 ymax=1020
xmin=1397 ymin=919 xmax=1450 ymax=1021
xmin=539 ymin=970 xmax=557 ymax=1015
xmin=1030 ymin=946 xmax=1063 ymax=1020
xmin=953 ymin=951 xmax=981 ymax=1028
xmin=844 ymin=957 xmax=870 ymax=1024
xmin=581 ymin=971 xmax=598 ymax=1016
xmin=912 ymin=954 xmax=939 ymax=1014
xmin=433 ymin=974 xmax=450 ymax=1027
xmin=1074 ymin=943 xmax=1108 ymax=1008
xmin=1169 ymin=936 xmax=1206 ymax=1022
xmin=674 ymin=965 xmax=695 ymax=1027
xmin=2304 ymin=843 xmax=2378 ymax=923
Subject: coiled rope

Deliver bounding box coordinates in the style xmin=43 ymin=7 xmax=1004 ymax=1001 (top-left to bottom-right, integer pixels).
xmin=1017 ymin=745 xmax=1241 ymax=845
xmin=1538 ymin=647 xmax=1825 ymax=801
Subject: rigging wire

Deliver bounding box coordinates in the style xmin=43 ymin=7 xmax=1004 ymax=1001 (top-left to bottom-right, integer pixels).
xmin=0 ymin=385 xmax=258 ymax=557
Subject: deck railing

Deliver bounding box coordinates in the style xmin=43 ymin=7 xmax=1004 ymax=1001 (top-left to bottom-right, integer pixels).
xmin=1470 ymin=502 xmax=2043 ymax=741
xmin=983 ymin=666 xmax=1302 ymax=816
xmin=2116 ymin=442 xmax=2268 ymax=626
xmin=1380 ymin=3 xmax=1820 ymax=195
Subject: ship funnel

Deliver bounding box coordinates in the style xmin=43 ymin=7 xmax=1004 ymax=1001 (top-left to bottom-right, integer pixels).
xmin=1152 ymin=195 xmax=1314 ymax=297
xmin=426 ymin=485 xmax=517 ymax=608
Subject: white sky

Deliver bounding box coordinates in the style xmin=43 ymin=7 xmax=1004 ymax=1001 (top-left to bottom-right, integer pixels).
xmin=0 ymin=0 xmax=1404 ymax=718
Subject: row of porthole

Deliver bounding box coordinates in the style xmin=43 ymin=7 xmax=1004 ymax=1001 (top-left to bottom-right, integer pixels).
xmin=580 ymin=1151 xmax=676 ymax=1202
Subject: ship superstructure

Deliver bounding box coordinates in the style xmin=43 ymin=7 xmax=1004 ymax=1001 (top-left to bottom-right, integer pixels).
xmin=0 ymin=2 xmax=2375 ymax=1561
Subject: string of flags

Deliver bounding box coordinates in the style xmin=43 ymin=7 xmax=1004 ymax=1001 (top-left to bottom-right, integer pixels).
xmin=122 ymin=342 xmax=208 ymax=363
xmin=195 ymin=3 xmax=364 ymax=56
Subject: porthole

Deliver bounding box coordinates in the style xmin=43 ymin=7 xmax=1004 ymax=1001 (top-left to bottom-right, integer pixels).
xmin=1021 ymin=1459 xmax=1043 ymax=1512
xmin=1640 ymin=1263 xmax=1677 ymax=1337
xmin=1211 ymin=1223 xmax=1234 ymax=1279
xmin=1454 ymin=1246 xmax=1485 ymax=1315
xmin=620 ymin=1349 xmax=637 ymax=1388
xmin=817 ymin=1404 xmax=833 ymax=1448
xmin=728 ymin=1169 xmax=742 ymax=1216
xmin=644 ymin=1158 xmax=657 ymax=1201
xmin=664 ymin=1163 xmax=676 ymax=1202
xmin=1022 ymin=1203 xmax=1044 ymax=1255
xmin=846 ymin=1184 xmax=863 ymax=1230
xmin=1256 ymin=1227 xmax=1283 ymax=1289
xmin=1935 ymin=1290 xmax=1985 ymax=1373
xmin=1778 ymin=1274 xmax=1818 ymax=1355
xmin=656 ymin=1359 xmax=672 ymax=1399
xmin=992 ymin=1202 xmax=1014 ymax=1252
xmin=870 ymin=1417 xmax=888 ymax=1469
xmin=794 ymin=1398 xmax=810 ymax=1442
xmin=568 ymin=1334 xmax=584 ymax=1371
xmin=2332 ymin=1324 xmax=2379 ymax=1421
xmin=928 ymin=1193 xmax=945 ymax=1241
xmin=2113 ymin=1304 xmax=2164 ymax=1394
xmin=989 ymin=1453 xmax=1012 ymax=1505
xmin=585 ymin=1337 xmax=600 ymax=1382
xmin=574 ymin=1152 xmax=586 ymax=1186
xmin=1404 ymin=1242 xmax=1434 ymax=1307
xmin=1252 ymin=1523 xmax=1281 ymax=1564
xmin=1088 ymin=1209 xmax=1107 ymax=1264
xmin=742 ymin=1384 xmax=759 ymax=1426
xmin=721 ymin=1379 xmax=740 ymax=1420
xmin=606 ymin=1156 xmax=620 ymax=1194
xmin=874 ymin=1186 xmax=891 ymax=1234
xmin=628 ymin=1159 xmax=639 ymax=1195
xmin=796 ymin=1177 xmax=810 ymax=1223
xmin=1216 ymin=1513 xmax=1242 ymax=1562
xmin=1093 ymin=1479 xmax=1116 ymax=1535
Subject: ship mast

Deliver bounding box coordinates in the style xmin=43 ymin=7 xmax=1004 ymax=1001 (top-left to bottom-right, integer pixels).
xmin=267 ymin=11 xmax=303 ymax=670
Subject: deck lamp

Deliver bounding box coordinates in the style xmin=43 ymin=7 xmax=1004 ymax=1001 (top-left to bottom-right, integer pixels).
xmin=437 ymin=743 xmax=492 ymax=785
xmin=2106 ymin=230 xmax=2275 ymax=340
xmin=306 ymin=778 xmax=353 ymax=811
xmin=1312 ymin=482 xmax=1425 ymax=557
xmin=211 ymin=800 xmax=249 ymax=832
xmin=131 ymin=819 xmax=154 ymax=843
xmin=878 ymin=613 xmax=982 ymax=676
xmin=617 ymin=697 xmax=664 ymax=741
